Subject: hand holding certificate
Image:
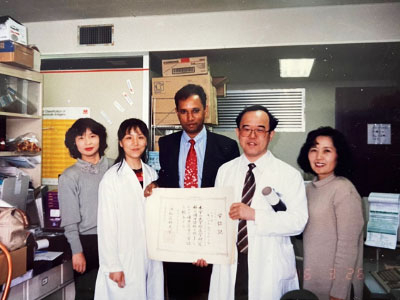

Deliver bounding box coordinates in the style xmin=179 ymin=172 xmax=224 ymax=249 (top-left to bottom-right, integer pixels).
xmin=145 ymin=187 xmax=236 ymax=264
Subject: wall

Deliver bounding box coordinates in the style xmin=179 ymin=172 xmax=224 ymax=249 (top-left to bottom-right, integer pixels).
xmin=25 ymin=3 xmax=400 ymax=170
xmin=214 ymin=79 xmax=397 ymax=170
xmin=26 ymin=3 xmax=400 ymax=55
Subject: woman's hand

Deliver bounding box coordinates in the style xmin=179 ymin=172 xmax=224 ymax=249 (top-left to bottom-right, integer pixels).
xmin=109 ymin=271 xmax=125 ymax=288
xmin=72 ymin=252 xmax=86 ymax=273
xmin=193 ymin=259 xmax=208 ymax=267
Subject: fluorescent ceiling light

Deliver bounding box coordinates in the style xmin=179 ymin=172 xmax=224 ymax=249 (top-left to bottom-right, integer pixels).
xmin=279 ymin=58 xmax=315 ymax=78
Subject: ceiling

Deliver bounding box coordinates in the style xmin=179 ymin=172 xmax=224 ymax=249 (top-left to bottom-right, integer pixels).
xmin=1 ymin=0 xmax=400 ymax=23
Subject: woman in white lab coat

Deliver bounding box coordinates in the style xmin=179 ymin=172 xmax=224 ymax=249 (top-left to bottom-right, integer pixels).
xmin=94 ymin=118 xmax=164 ymax=300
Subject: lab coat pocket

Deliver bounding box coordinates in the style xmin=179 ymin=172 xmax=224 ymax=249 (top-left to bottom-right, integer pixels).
xmin=277 ymin=242 xmax=297 ymax=280
xmin=106 ymin=275 xmax=133 ymax=299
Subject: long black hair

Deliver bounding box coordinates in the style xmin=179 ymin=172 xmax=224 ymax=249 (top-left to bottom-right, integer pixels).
xmin=297 ymin=126 xmax=353 ymax=179
xmin=115 ymin=118 xmax=149 ymax=169
xmin=64 ymin=118 xmax=107 ymax=159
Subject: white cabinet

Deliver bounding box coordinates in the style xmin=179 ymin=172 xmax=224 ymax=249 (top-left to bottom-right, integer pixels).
xmin=5 ymin=261 xmax=75 ymax=300
xmin=0 ymin=63 xmax=43 ymax=187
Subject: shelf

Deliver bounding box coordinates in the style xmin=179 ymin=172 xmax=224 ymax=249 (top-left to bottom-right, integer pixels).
xmin=0 ymin=63 xmax=43 ymax=187
xmin=0 ymin=63 xmax=43 ymax=83
xmin=0 ymin=111 xmax=41 ymax=119
xmin=0 ymin=151 xmax=41 ymax=157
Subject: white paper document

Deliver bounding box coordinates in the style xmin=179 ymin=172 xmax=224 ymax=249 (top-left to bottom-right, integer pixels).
xmin=146 ymin=187 xmax=236 ymax=264
xmin=34 ymin=251 xmax=63 ymax=261
xmin=365 ymin=192 xmax=400 ymax=249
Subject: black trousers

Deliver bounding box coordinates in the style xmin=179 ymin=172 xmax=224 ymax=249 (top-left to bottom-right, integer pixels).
xmin=234 ymin=251 xmax=249 ymax=300
xmin=164 ymin=262 xmax=212 ymax=300
xmin=73 ymin=234 xmax=99 ymax=300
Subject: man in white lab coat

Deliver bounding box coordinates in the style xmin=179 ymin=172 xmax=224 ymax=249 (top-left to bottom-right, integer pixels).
xmin=208 ymin=105 xmax=308 ymax=300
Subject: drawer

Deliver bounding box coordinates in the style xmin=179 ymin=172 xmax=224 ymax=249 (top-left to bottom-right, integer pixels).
xmin=7 ymin=282 xmax=25 ymax=300
xmin=61 ymin=261 xmax=74 ymax=283
xmin=27 ymin=265 xmax=62 ymax=299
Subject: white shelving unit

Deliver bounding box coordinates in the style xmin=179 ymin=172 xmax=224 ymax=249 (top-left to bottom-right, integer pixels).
xmin=0 ymin=63 xmax=43 ymax=187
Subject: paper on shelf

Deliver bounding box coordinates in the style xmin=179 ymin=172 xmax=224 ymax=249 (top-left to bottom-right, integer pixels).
xmin=365 ymin=192 xmax=400 ymax=249
xmin=34 ymin=251 xmax=63 ymax=261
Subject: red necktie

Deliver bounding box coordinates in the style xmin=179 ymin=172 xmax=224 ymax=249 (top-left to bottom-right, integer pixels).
xmin=184 ymin=139 xmax=198 ymax=188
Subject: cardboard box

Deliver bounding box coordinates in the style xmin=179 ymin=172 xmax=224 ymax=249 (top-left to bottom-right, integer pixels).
xmin=153 ymin=98 xmax=180 ymax=125
xmin=152 ymin=74 xmax=218 ymax=125
xmin=210 ymin=86 xmax=218 ymax=124
xmin=0 ymin=246 xmax=27 ymax=284
xmin=154 ymin=135 xmax=161 ymax=151
xmin=0 ymin=16 xmax=27 ymax=45
xmin=212 ymin=76 xmax=229 ymax=97
xmin=152 ymin=73 xmax=213 ymax=99
xmin=162 ymin=56 xmax=208 ymax=77
xmin=0 ymin=40 xmax=33 ymax=69
xmin=32 ymin=48 xmax=41 ymax=72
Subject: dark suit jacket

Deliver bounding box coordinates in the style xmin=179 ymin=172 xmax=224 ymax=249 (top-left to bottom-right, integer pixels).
xmin=155 ymin=130 xmax=240 ymax=298
xmin=156 ymin=130 xmax=240 ymax=188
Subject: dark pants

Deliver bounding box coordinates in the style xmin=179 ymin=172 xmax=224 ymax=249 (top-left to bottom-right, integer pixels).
xmin=73 ymin=234 xmax=99 ymax=300
xmin=164 ymin=262 xmax=212 ymax=300
xmin=234 ymin=252 xmax=249 ymax=300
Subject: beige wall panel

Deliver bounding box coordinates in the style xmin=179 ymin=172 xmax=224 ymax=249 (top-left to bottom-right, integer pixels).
xmin=43 ymin=70 xmax=145 ymax=160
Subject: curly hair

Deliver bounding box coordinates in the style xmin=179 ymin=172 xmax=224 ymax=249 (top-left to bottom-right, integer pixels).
xmin=64 ymin=118 xmax=108 ymax=159
xmin=297 ymin=126 xmax=353 ymax=179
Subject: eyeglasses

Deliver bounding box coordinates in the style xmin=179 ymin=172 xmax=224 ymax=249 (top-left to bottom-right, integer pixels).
xmin=239 ymin=127 xmax=271 ymax=137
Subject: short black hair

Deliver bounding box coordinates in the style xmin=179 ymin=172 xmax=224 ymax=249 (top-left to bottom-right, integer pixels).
xmin=297 ymin=126 xmax=353 ymax=179
xmin=235 ymin=105 xmax=279 ymax=131
xmin=64 ymin=118 xmax=107 ymax=159
xmin=174 ymin=84 xmax=207 ymax=109
xmin=115 ymin=118 xmax=149 ymax=168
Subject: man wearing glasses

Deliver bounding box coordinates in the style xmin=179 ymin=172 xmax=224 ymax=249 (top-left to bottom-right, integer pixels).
xmin=208 ymin=105 xmax=308 ymax=300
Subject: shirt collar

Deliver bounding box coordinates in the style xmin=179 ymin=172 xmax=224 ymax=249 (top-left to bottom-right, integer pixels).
xmin=182 ymin=126 xmax=206 ymax=144
xmin=77 ymin=156 xmax=105 ymax=174
xmin=240 ymin=150 xmax=270 ymax=173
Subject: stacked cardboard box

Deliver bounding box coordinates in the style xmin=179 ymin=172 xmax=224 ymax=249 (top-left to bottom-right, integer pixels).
xmin=212 ymin=76 xmax=228 ymax=97
xmin=152 ymin=56 xmax=219 ymax=126
xmin=154 ymin=135 xmax=161 ymax=151
xmin=0 ymin=16 xmax=27 ymax=45
xmin=0 ymin=40 xmax=33 ymax=69
xmin=161 ymin=56 xmax=208 ymax=77
xmin=0 ymin=16 xmax=40 ymax=71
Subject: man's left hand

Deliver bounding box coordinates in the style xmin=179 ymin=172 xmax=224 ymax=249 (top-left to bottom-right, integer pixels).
xmin=229 ymin=203 xmax=255 ymax=220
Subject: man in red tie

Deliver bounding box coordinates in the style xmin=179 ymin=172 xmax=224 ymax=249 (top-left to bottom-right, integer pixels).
xmin=144 ymin=84 xmax=240 ymax=299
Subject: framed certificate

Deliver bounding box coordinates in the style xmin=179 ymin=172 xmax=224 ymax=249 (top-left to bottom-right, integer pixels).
xmin=146 ymin=187 xmax=236 ymax=264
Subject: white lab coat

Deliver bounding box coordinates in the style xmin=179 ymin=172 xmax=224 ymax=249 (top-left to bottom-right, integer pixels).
xmin=209 ymin=151 xmax=308 ymax=300
xmin=94 ymin=160 xmax=164 ymax=300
